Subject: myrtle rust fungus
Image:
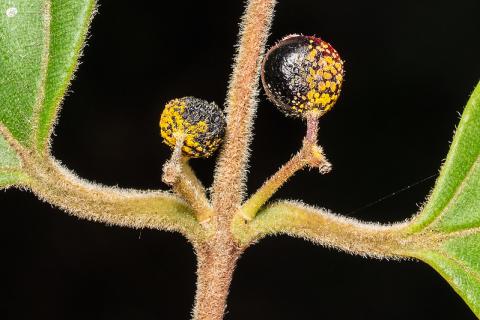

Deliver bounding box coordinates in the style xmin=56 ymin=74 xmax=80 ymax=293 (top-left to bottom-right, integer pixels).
xmin=262 ymin=35 xmax=344 ymax=117
xmin=160 ymin=97 xmax=226 ymax=158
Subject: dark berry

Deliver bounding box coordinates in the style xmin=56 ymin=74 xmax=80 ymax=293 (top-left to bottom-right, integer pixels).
xmin=160 ymin=97 xmax=226 ymax=158
xmin=261 ymin=35 xmax=344 ymax=117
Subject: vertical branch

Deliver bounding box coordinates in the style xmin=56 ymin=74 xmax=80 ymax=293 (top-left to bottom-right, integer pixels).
xmin=211 ymin=0 xmax=277 ymax=218
xmin=191 ymin=2 xmax=278 ymax=318
xmin=192 ymin=245 xmax=240 ymax=320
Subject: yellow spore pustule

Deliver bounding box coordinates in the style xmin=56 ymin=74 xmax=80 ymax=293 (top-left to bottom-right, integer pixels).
xmin=262 ymin=35 xmax=345 ymax=118
xmin=160 ymin=97 xmax=225 ymax=158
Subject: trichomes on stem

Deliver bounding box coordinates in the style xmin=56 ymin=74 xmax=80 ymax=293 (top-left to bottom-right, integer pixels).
xmin=1 ymin=0 xmax=480 ymax=319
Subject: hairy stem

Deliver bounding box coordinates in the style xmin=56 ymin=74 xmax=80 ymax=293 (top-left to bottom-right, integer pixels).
xmin=163 ymin=138 xmax=213 ymax=223
xmin=27 ymin=157 xmax=205 ymax=241
xmin=192 ymin=245 xmax=241 ymax=320
xmin=0 ymin=122 xmax=206 ymax=241
xmin=182 ymin=161 xmax=208 ymax=202
xmin=241 ymin=114 xmax=330 ymax=220
xmin=191 ymin=1 xmax=278 ymax=317
xmin=212 ymin=0 xmax=277 ymax=217
xmin=241 ymin=150 xmax=307 ymax=220
xmin=179 ymin=160 xmax=214 ymax=223
xmin=233 ymin=201 xmax=422 ymax=258
xmin=162 ymin=135 xmax=185 ymax=185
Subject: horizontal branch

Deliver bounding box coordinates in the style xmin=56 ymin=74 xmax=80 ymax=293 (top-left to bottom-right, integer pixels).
xmin=28 ymin=161 xmax=204 ymax=241
xmin=233 ymin=200 xmax=426 ymax=259
xmin=0 ymin=125 xmax=206 ymax=242
xmin=27 ymin=158 xmax=206 ymax=242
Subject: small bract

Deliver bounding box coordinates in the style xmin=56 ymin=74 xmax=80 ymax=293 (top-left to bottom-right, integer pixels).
xmin=160 ymin=97 xmax=226 ymax=158
xmin=262 ymin=35 xmax=344 ymax=117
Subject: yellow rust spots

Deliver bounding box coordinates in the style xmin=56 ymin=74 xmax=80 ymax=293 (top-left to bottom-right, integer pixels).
xmin=262 ymin=35 xmax=345 ymax=118
xmin=160 ymin=99 xmax=217 ymax=158
xmin=288 ymin=38 xmax=344 ymax=115
xmin=307 ymin=49 xmax=318 ymax=62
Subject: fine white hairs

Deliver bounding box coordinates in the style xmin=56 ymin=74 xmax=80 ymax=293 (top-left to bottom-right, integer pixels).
xmin=6 ymin=7 xmax=17 ymax=18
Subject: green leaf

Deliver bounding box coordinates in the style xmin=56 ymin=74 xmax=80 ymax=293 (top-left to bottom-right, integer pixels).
xmin=0 ymin=0 xmax=95 ymax=150
xmin=407 ymin=81 xmax=480 ymax=317
xmin=408 ymin=81 xmax=480 ymax=232
xmin=414 ymin=249 xmax=480 ymax=316
xmin=0 ymin=132 xmax=27 ymax=188
xmin=0 ymin=0 xmax=95 ymax=187
xmin=0 ymin=134 xmax=20 ymax=168
xmin=37 ymin=0 xmax=96 ymax=151
xmin=0 ymin=0 xmax=48 ymax=144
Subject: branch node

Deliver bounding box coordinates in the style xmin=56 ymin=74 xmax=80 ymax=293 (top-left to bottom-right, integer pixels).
xmin=306 ymin=145 xmax=332 ymax=174
xmin=162 ymin=134 xmax=184 ymax=185
xmin=161 ymin=136 xmax=214 ymax=223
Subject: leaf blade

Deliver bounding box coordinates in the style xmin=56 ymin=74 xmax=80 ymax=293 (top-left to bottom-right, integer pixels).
xmin=0 ymin=0 xmax=49 ymax=144
xmin=405 ymin=81 xmax=480 ymax=317
xmin=0 ymin=170 xmax=28 ymax=188
xmin=0 ymin=0 xmax=96 ymax=150
xmin=36 ymin=0 xmax=96 ymax=151
xmin=414 ymin=250 xmax=480 ymax=317
xmin=0 ymin=133 xmax=21 ymax=168
xmin=408 ymin=81 xmax=480 ymax=232
xmin=0 ymin=129 xmax=29 ymax=188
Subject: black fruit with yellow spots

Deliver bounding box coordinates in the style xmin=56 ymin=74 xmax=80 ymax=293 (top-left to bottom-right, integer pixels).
xmin=160 ymin=97 xmax=226 ymax=158
xmin=261 ymin=35 xmax=344 ymax=117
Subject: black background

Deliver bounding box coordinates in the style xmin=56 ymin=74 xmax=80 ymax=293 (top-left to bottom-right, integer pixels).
xmin=2 ymin=0 xmax=480 ymax=319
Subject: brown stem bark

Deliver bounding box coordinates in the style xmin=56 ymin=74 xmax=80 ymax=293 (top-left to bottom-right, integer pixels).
xmin=211 ymin=0 xmax=277 ymax=216
xmin=194 ymin=1 xmax=277 ymax=316
xmin=192 ymin=244 xmax=241 ymax=320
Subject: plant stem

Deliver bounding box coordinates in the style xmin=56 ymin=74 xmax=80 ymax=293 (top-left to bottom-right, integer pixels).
xmin=0 ymin=123 xmax=206 ymax=241
xmin=233 ymin=201 xmax=420 ymax=257
xmin=192 ymin=1 xmax=277 ymax=316
xmin=241 ymin=114 xmax=330 ymax=220
xmin=162 ymin=138 xmax=213 ymax=223
xmin=241 ymin=150 xmax=307 ymax=220
xmin=179 ymin=159 xmax=214 ymax=223
xmin=212 ymin=0 xmax=277 ymax=216
xmin=305 ymin=112 xmax=319 ymax=142
xmin=27 ymin=157 xmax=204 ymax=239
xmin=192 ymin=244 xmax=241 ymax=320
